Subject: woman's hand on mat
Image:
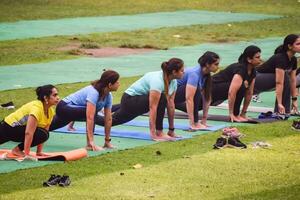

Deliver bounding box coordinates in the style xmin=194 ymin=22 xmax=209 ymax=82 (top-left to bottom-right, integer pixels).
xmin=236 ymin=115 xmax=249 ymax=122
xmin=230 ymin=114 xmax=241 ymax=122
xmin=278 ymin=104 xmax=285 ymax=114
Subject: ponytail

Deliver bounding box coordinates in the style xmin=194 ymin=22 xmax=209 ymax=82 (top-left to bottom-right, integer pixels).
xmin=198 ymin=51 xmax=220 ymax=102
xmin=36 ymin=84 xmax=56 ymax=102
xmin=238 ymin=45 xmax=261 ymax=64
xmin=92 ymin=70 xmax=120 ymax=99
xmin=274 ymin=34 xmax=299 ymax=54
xmin=161 ymin=58 xmax=184 ymax=96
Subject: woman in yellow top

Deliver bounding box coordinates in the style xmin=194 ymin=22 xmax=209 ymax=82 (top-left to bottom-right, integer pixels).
xmin=0 ymin=85 xmax=59 ymax=157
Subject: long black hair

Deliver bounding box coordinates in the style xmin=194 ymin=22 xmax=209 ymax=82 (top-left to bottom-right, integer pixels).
xmin=161 ymin=58 xmax=184 ymax=96
xmin=198 ymin=51 xmax=220 ymax=101
xmin=36 ymin=84 xmax=56 ymax=102
xmin=238 ymin=45 xmax=261 ymax=65
xmin=274 ymin=34 xmax=299 ymax=54
xmin=92 ymin=70 xmax=120 ymax=99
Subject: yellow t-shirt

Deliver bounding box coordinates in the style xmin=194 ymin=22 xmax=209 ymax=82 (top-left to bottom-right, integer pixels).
xmin=4 ymin=100 xmax=55 ymax=128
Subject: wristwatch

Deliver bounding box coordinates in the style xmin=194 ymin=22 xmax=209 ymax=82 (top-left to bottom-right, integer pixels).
xmin=292 ymin=97 xmax=298 ymax=101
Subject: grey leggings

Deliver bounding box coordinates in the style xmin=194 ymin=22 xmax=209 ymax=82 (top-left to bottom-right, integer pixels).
xmin=254 ymin=72 xmax=291 ymax=113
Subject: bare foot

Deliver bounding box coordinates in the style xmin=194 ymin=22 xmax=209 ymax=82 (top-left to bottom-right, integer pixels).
xmin=103 ymin=142 xmax=114 ymax=149
xmin=85 ymin=145 xmax=104 ymax=151
xmin=67 ymin=127 xmax=76 ymax=131
xmin=11 ymin=146 xmax=25 ymax=157
xmin=167 ymin=131 xmax=182 ymax=138
xmin=190 ymin=123 xmax=207 ymax=130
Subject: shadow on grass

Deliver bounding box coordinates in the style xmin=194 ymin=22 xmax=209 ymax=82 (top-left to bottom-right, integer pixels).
xmin=221 ymin=184 xmax=300 ymax=200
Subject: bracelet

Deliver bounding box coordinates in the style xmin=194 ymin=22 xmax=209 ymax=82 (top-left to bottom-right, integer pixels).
xmin=292 ymin=97 xmax=298 ymax=101
xmin=168 ymin=127 xmax=175 ymax=131
xmin=105 ymin=138 xmax=111 ymax=142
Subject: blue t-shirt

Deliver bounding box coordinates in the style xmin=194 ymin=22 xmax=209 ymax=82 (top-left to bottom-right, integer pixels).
xmin=63 ymin=85 xmax=112 ymax=111
xmin=125 ymin=71 xmax=177 ymax=96
xmin=177 ymin=65 xmax=206 ymax=89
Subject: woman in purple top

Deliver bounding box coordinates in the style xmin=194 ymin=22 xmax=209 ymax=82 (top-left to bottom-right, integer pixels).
xmin=175 ymin=51 xmax=220 ymax=130
xmin=50 ymin=70 xmax=120 ymax=151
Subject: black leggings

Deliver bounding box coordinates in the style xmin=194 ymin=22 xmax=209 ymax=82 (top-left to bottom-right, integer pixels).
xmin=254 ymin=72 xmax=291 ymax=113
xmin=174 ymin=85 xmax=202 ymax=123
xmin=211 ymin=82 xmax=246 ymax=116
xmin=97 ymin=93 xmax=167 ymax=130
xmin=0 ymin=121 xmax=49 ymax=150
xmin=50 ymin=101 xmax=104 ymax=131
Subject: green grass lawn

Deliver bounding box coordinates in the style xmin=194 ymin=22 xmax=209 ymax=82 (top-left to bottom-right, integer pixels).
xmin=0 ymin=0 xmax=300 ymax=199
xmin=0 ymin=0 xmax=298 ymax=22
xmin=0 ymin=121 xmax=299 ymax=199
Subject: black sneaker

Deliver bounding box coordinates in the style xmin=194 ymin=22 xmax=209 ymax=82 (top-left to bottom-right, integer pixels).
xmin=0 ymin=101 xmax=15 ymax=110
xmin=58 ymin=175 xmax=71 ymax=187
xmin=228 ymin=137 xmax=247 ymax=149
xmin=213 ymin=137 xmax=227 ymax=149
xmin=43 ymin=174 xmax=61 ymax=187
xmin=292 ymin=120 xmax=300 ymax=131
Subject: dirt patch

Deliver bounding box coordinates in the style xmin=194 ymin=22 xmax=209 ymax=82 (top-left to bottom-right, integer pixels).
xmin=57 ymin=44 xmax=157 ymax=58
xmin=83 ymin=47 xmax=156 ymax=57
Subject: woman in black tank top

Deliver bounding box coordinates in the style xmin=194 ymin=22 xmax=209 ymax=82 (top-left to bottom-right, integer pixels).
xmin=254 ymin=34 xmax=300 ymax=115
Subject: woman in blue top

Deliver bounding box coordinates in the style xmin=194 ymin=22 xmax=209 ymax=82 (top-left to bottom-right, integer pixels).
xmin=254 ymin=34 xmax=300 ymax=115
xmin=175 ymin=52 xmax=220 ymax=130
xmin=98 ymin=58 xmax=184 ymax=141
xmin=50 ymin=70 xmax=120 ymax=151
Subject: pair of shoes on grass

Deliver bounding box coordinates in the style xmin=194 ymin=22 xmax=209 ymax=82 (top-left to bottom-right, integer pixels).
xmin=213 ymin=127 xmax=247 ymax=149
xmin=43 ymin=174 xmax=71 ymax=187
xmin=213 ymin=136 xmax=247 ymax=149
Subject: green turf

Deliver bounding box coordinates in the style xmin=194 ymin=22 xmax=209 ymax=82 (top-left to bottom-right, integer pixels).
xmin=0 ymin=10 xmax=279 ymax=41
xmin=0 ymin=37 xmax=283 ymax=91
xmin=0 ymin=121 xmax=299 ymax=199
xmin=0 ymin=131 xmax=155 ymax=174
xmin=1 ymin=17 xmax=299 ymax=66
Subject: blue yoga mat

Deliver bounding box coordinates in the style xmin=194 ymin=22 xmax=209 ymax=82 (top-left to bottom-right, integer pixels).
xmin=124 ymin=120 xmax=226 ymax=131
xmin=53 ymin=126 xmax=192 ymax=141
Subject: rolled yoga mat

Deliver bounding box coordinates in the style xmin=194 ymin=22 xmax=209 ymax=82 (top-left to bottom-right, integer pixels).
xmin=0 ymin=148 xmax=88 ymax=162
